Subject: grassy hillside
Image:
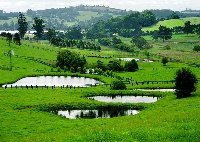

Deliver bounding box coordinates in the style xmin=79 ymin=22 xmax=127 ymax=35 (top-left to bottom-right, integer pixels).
xmin=0 ymin=37 xmax=200 ymax=141
xmin=143 ymin=17 xmax=200 ymax=31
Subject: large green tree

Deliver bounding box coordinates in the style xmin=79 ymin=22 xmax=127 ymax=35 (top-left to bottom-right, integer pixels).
xmin=158 ymin=25 xmax=172 ymax=42
xmin=183 ymin=21 xmax=194 ymax=35
xmin=124 ymin=59 xmax=139 ymax=72
xmin=46 ymin=27 xmax=56 ymax=43
xmin=32 ymin=17 xmax=45 ymax=41
xmin=175 ymin=68 xmax=197 ymax=98
xmin=17 ymin=12 xmax=28 ymax=39
xmin=57 ymin=50 xmax=87 ymax=72
xmin=66 ymin=26 xmax=83 ymax=40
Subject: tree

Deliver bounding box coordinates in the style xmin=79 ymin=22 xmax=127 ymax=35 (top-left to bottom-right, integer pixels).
xmin=6 ymin=33 xmax=12 ymax=46
xmin=96 ymin=60 xmax=106 ymax=71
xmin=66 ymin=26 xmax=83 ymax=39
xmin=168 ymin=12 xmax=180 ymax=19
xmin=161 ymin=57 xmax=168 ymax=66
xmin=175 ymin=68 xmax=197 ymax=98
xmin=108 ymin=60 xmax=123 ymax=71
xmin=32 ymin=17 xmax=45 ymax=41
xmin=13 ymin=33 xmax=21 ymax=46
xmin=193 ymin=45 xmax=200 ymax=52
xmin=47 ymin=27 xmax=56 ymax=43
xmin=57 ymin=50 xmax=87 ymax=72
xmin=17 ymin=12 xmax=28 ymax=39
xmin=124 ymin=59 xmax=139 ymax=72
xmin=151 ymin=30 xmax=159 ymax=41
xmin=111 ymin=80 xmax=127 ymax=90
xmin=183 ymin=21 xmax=194 ymax=35
xmin=158 ymin=25 xmax=172 ymax=42
xmin=131 ymin=36 xmax=151 ymax=49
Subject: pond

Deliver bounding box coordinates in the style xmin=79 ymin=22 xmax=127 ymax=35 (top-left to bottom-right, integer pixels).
xmin=55 ymin=109 xmax=139 ymax=119
xmin=3 ymin=76 xmax=102 ymax=87
xmin=135 ymin=89 xmax=175 ymax=92
xmin=117 ymin=58 xmax=140 ymax=62
xmin=88 ymin=96 xmax=160 ymax=103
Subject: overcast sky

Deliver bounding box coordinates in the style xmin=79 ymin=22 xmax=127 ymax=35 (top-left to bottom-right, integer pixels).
xmin=0 ymin=0 xmax=199 ymax=12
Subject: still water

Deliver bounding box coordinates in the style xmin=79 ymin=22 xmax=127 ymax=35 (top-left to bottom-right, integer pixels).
xmin=56 ymin=109 xmax=139 ymax=119
xmin=3 ymin=76 xmax=102 ymax=87
xmin=88 ymin=96 xmax=160 ymax=103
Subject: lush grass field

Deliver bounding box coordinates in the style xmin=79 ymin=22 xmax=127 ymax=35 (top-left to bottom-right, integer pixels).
xmin=142 ymin=17 xmax=200 ymax=31
xmin=0 ymin=36 xmax=200 ymax=141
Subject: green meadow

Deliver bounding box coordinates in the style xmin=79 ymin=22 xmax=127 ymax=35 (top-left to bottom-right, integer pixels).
xmin=142 ymin=17 xmax=200 ymax=31
xmin=0 ymin=28 xmax=200 ymax=142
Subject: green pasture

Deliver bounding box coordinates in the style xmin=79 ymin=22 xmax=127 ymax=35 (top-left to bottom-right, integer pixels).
xmin=0 ymin=36 xmax=200 ymax=141
xmin=142 ymin=17 xmax=200 ymax=31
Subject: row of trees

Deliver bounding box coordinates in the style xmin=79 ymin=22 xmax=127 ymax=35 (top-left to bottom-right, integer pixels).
xmin=0 ymin=32 xmax=21 ymax=46
xmin=95 ymin=59 xmax=138 ymax=72
xmin=149 ymin=21 xmax=200 ymax=42
xmin=50 ymin=36 xmax=101 ymax=51
xmin=86 ymin=11 xmax=157 ymax=39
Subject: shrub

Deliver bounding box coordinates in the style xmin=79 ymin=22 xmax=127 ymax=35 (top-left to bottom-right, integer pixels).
xmin=70 ymin=67 xmax=75 ymax=73
xmin=163 ymin=45 xmax=171 ymax=50
xmin=193 ymin=45 xmax=200 ymax=52
xmin=111 ymin=80 xmax=127 ymax=90
xmin=175 ymin=68 xmax=197 ymax=98
xmin=57 ymin=67 xmax=61 ymax=72
xmin=77 ymin=67 xmax=81 ymax=73
xmin=161 ymin=57 xmax=169 ymax=66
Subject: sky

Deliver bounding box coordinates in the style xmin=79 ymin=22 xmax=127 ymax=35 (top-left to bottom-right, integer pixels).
xmin=0 ymin=0 xmax=199 ymax=12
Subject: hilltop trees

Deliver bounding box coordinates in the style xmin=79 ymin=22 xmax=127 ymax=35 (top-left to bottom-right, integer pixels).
xmin=17 ymin=12 xmax=28 ymax=39
xmin=32 ymin=17 xmax=45 ymax=41
xmin=175 ymin=68 xmax=197 ymax=98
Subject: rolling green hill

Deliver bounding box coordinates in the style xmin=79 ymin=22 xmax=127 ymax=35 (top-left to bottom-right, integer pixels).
xmin=0 ymin=36 xmax=200 ymax=141
xmin=143 ymin=17 xmax=200 ymax=31
xmin=0 ymin=5 xmax=126 ymax=30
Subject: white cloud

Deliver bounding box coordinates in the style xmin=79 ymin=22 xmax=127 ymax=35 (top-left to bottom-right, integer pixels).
xmin=0 ymin=0 xmax=199 ymax=12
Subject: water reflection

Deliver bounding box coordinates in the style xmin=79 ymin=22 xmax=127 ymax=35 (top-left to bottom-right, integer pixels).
xmin=3 ymin=76 xmax=102 ymax=87
xmin=56 ymin=109 xmax=139 ymax=119
xmin=88 ymin=96 xmax=160 ymax=103
xmin=135 ymin=89 xmax=175 ymax=92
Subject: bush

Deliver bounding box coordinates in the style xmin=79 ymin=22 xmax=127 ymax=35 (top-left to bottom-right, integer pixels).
xmin=111 ymin=80 xmax=127 ymax=90
xmin=175 ymin=68 xmax=197 ymax=98
xmin=70 ymin=67 xmax=75 ymax=73
xmin=163 ymin=45 xmax=171 ymax=50
xmin=193 ymin=45 xmax=200 ymax=52
xmin=161 ymin=57 xmax=169 ymax=66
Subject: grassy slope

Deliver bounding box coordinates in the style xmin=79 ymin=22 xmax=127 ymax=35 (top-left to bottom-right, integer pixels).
xmin=0 ymin=37 xmax=200 ymax=141
xmin=143 ymin=17 xmax=200 ymax=31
